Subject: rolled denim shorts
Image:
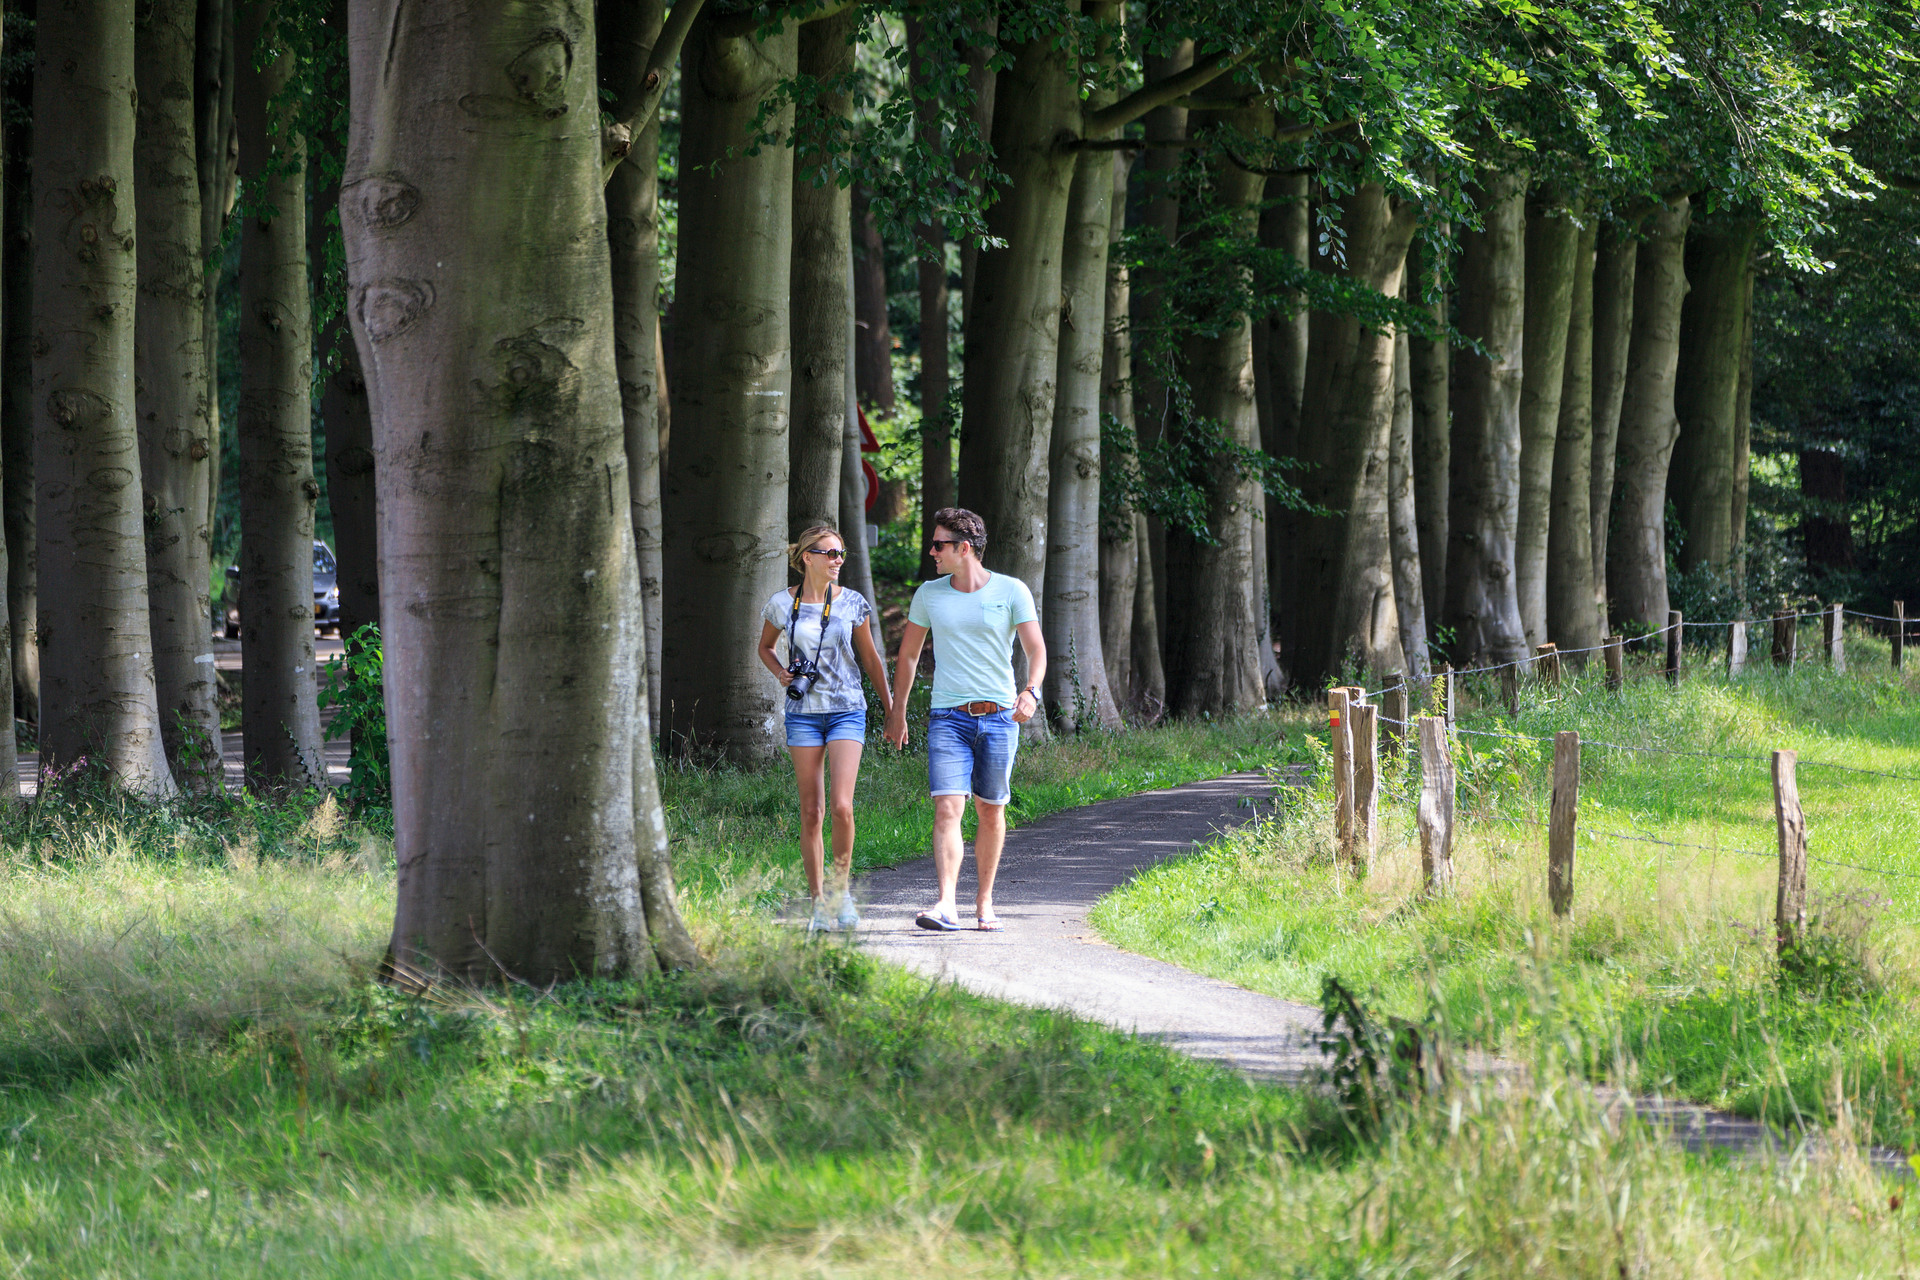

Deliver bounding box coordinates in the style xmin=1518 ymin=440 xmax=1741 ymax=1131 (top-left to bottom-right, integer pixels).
xmin=784 ymin=706 xmax=867 ymax=748
xmin=927 ymin=706 xmax=1018 ymax=805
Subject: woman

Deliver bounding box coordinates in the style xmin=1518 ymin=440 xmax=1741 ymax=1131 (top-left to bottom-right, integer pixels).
xmin=757 ymin=525 xmax=893 ymax=931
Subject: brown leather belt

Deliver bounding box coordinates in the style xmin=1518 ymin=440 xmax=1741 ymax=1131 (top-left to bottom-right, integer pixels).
xmin=959 ymin=700 xmax=1007 ymax=716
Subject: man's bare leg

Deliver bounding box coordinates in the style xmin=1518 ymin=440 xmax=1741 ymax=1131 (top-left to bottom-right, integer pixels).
xmin=972 ymin=798 xmax=1006 ymax=921
xmin=930 ymin=794 xmax=968 ymax=918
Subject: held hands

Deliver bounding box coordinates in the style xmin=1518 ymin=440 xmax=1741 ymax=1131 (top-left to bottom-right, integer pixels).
xmin=883 ymin=709 xmax=909 ymax=750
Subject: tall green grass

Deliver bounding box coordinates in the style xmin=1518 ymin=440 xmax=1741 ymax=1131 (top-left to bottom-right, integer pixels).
xmin=1097 ymin=641 xmax=1920 ymax=1145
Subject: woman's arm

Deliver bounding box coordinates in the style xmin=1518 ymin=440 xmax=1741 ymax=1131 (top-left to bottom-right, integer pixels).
xmin=853 ymin=618 xmax=892 ymax=716
xmin=757 ymin=618 xmax=794 ymax=685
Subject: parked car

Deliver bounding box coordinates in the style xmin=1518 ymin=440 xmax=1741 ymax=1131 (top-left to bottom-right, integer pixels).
xmin=223 ymin=541 xmax=341 ymax=638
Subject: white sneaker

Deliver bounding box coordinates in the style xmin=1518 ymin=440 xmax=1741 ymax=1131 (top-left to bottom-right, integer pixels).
xmin=808 ymin=897 xmax=832 ymax=933
xmin=836 ymin=892 xmax=861 ymax=931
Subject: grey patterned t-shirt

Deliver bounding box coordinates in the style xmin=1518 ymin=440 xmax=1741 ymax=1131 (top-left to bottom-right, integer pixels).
xmin=762 ymin=587 xmax=873 ymax=715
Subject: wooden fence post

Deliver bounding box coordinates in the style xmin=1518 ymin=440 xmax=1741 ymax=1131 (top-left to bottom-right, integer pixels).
xmin=1772 ymin=609 xmax=1795 ymax=669
xmin=1727 ymin=620 xmax=1748 ymax=678
xmin=1382 ymin=673 xmax=1408 ymax=753
xmin=1604 ymin=635 xmax=1624 ymax=691
xmin=1665 ymin=610 xmax=1683 ymax=684
xmin=1500 ymin=662 xmax=1519 ymax=715
xmin=1826 ymin=602 xmax=1845 ymax=673
xmin=1535 ymin=642 xmax=1561 ymax=687
xmin=1772 ymin=749 xmax=1807 ymax=956
xmin=1897 ymin=602 xmax=1906 ymax=672
xmin=1417 ymin=716 xmax=1455 ymax=894
xmin=1352 ymin=703 xmax=1379 ymax=869
xmin=1549 ymin=731 xmax=1579 ymax=917
xmin=1329 ymin=688 xmax=1354 ymax=867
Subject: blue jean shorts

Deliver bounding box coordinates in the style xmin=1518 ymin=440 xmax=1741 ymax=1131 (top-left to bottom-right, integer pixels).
xmin=785 ymin=707 xmax=867 ymax=748
xmin=927 ymin=706 xmax=1019 ymax=805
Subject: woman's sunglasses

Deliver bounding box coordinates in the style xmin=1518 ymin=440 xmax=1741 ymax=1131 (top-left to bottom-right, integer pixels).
xmin=805 ymin=547 xmax=847 ymax=561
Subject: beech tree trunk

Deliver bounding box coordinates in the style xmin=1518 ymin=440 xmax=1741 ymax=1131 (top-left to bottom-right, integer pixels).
xmin=1293 ymin=182 xmax=1417 ymax=684
xmin=1044 ymin=69 xmax=1121 ymax=731
xmin=1259 ymin=174 xmax=1309 ymax=677
xmin=1669 ymin=218 xmax=1757 ymax=575
xmin=1587 ymin=219 xmax=1637 ymax=621
xmin=908 ymin=16 xmax=952 ymax=582
xmin=1730 ymin=259 xmax=1755 ymax=593
xmin=1608 ymin=194 xmax=1691 ymax=629
xmin=839 ymin=315 xmax=881 ymax=646
xmin=135 ymin=0 xmax=222 ymax=788
xmin=1097 ymin=153 xmax=1138 ymax=709
xmin=345 ymin=0 xmax=696 ymax=982
xmin=601 ymin=0 xmax=666 ymax=729
xmin=196 ymin=0 xmax=237 ymax=535
xmin=1409 ymin=235 xmax=1449 ymax=623
xmin=1165 ymin=108 xmax=1269 ymax=716
xmin=2 ymin=74 xmax=35 ymax=727
xmin=1800 ymin=448 xmax=1853 ymax=570
xmin=236 ymin=5 xmax=324 ymax=789
xmin=1388 ymin=326 xmax=1429 ymax=681
xmin=0 ymin=27 xmax=11 ymax=798
xmin=956 ymin=17 xmax=997 ymax=322
xmin=955 ymin=23 xmax=1078 ymax=611
xmin=852 ymin=184 xmax=893 ymax=413
xmin=788 ymin=11 xmax=854 ymax=537
xmin=32 ymin=0 xmax=176 ymax=794
xmin=1129 ymin=509 xmax=1165 ymax=714
xmin=1442 ymin=172 xmax=1529 ymax=668
xmin=1516 ymin=193 xmax=1578 ymax=648
xmin=662 ymin=15 xmax=796 ymax=759
xmin=1547 ymin=220 xmax=1600 ymax=659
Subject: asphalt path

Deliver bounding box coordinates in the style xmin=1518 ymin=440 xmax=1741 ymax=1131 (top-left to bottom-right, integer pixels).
xmin=850 ymin=770 xmax=1906 ymax=1172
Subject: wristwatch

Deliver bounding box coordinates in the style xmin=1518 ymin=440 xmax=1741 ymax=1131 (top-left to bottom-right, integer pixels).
xmin=1021 ymin=686 xmax=1038 ymax=702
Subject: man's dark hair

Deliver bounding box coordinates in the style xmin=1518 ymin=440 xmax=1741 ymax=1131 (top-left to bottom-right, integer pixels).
xmin=932 ymin=507 xmax=986 ymax=550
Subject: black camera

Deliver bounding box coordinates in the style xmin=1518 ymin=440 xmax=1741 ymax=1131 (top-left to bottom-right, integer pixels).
xmin=786 ymin=655 xmax=821 ymax=701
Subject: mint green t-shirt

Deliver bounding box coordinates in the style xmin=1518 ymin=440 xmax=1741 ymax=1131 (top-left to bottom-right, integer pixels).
xmin=907 ymin=572 xmax=1038 ymax=708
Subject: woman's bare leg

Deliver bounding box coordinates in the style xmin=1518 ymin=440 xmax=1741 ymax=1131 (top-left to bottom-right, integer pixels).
xmin=825 ymin=738 xmax=864 ymax=894
xmin=790 ymin=744 xmax=827 ymax=897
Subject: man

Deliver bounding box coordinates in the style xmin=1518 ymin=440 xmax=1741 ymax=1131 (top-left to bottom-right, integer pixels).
xmin=884 ymin=507 xmax=1046 ymax=932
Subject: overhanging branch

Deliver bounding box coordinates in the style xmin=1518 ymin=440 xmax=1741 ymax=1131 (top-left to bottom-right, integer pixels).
xmin=603 ymin=0 xmax=712 ymax=184
xmin=1083 ymin=44 xmax=1259 ymax=136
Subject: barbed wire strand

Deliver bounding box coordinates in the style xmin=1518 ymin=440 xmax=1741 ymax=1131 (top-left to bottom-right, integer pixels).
xmin=1484 ymin=812 xmax=1920 ymax=880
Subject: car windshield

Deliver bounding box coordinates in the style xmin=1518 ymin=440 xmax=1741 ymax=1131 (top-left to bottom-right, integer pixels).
xmin=313 ymin=545 xmax=336 ymax=575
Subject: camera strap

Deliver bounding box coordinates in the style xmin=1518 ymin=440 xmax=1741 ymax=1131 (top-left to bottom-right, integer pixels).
xmin=787 ymin=584 xmax=835 ymax=670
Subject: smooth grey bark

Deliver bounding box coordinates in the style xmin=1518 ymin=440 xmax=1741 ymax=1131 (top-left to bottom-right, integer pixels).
xmin=1408 ymin=235 xmax=1449 ymax=626
xmin=602 ymin=0 xmax=667 ymax=730
xmin=1044 ymin=72 xmax=1122 ymax=731
xmin=2 ymin=69 xmax=34 ymax=727
xmin=196 ymin=0 xmax=238 ymax=535
xmin=1128 ymin=508 xmax=1165 ymax=715
xmin=1608 ymin=194 xmax=1691 ymax=629
xmin=1442 ymin=172 xmax=1529 ymax=669
xmin=1669 ymin=218 xmax=1756 ymax=575
xmin=1516 ymin=193 xmax=1579 ymax=648
xmin=661 ymin=14 xmax=796 ymax=759
xmin=851 ymin=183 xmax=893 ymax=413
xmin=787 ymin=10 xmax=854 ymax=538
xmin=1258 ymin=174 xmax=1309 ymax=676
xmin=32 ymin=0 xmax=176 ymax=794
xmin=235 ymin=4 xmax=324 ymax=789
xmin=957 ymin=15 xmax=996 ymax=323
xmin=838 ymin=296 xmax=880 ymax=650
xmin=1293 ymin=182 xmax=1417 ymax=684
xmin=1388 ymin=326 xmax=1429 ymax=681
xmin=137 ymin=0 xmax=222 ymax=789
xmin=955 ymin=23 xmax=1079 ymax=611
xmin=1730 ymin=257 xmax=1755 ymax=593
xmin=1547 ymin=219 xmax=1600 ymax=659
xmin=1587 ymin=218 xmax=1637 ymax=621
xmin=345 ymin=0 xmax=695 ymax=981
xmin=908 ymin=16 xmax=952 ymax=582
xmin=1097 ymin=152 xmax=1140 ymax=710
xmin=1165 ymin=107 xmax=1269 ymax=716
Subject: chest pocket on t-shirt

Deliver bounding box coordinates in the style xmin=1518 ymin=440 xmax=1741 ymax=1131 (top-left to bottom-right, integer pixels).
xmin=983 ymin=600 xmax=1011 ymax=632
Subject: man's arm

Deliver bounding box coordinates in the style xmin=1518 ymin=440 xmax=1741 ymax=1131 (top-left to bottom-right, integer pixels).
xmin=1012 ymin=620 xmax=1047 ymax=724
xmin=885 ymin=621 xmax=929 ymax=747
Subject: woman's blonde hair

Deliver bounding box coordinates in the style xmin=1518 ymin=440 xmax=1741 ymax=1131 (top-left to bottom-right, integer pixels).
xmin=788 ymin=524 xmax=845 ymax=573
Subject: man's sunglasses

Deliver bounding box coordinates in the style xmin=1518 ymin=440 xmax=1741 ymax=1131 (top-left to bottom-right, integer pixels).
xmin=928 ymin=538 xmax=969 ymax=553
xmin=805 ymin=547 xmax=847 ymax=561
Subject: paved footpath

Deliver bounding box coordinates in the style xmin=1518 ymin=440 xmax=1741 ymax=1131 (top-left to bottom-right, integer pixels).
xmin=852 ymin=771 xmax=1905 ymax=1172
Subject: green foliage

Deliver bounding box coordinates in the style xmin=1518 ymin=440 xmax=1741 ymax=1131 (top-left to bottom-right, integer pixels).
xmin=318 ymin=624 xmax=390 ymax=811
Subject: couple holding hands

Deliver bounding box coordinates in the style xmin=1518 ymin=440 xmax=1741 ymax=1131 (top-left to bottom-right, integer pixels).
xmin=755 ymin=508 xmax=1046 ymax=935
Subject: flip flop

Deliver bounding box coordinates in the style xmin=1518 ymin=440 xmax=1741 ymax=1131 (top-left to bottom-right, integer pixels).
xmin=915 ymin=909 xmax=966 ymax=932
xmin=976 ymin=915 xmax=1003 ymax=932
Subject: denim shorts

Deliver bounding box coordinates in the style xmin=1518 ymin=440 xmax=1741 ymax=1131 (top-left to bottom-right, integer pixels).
xmin=927 ymin=706 xmax=1019 ymax=805
xmin=784 ymin=707 xmax=867 ymax=748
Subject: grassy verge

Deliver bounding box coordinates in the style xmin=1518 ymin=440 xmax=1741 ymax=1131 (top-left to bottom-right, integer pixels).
xmin=1095 ymin=640 xmax=1920 ymax=1146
